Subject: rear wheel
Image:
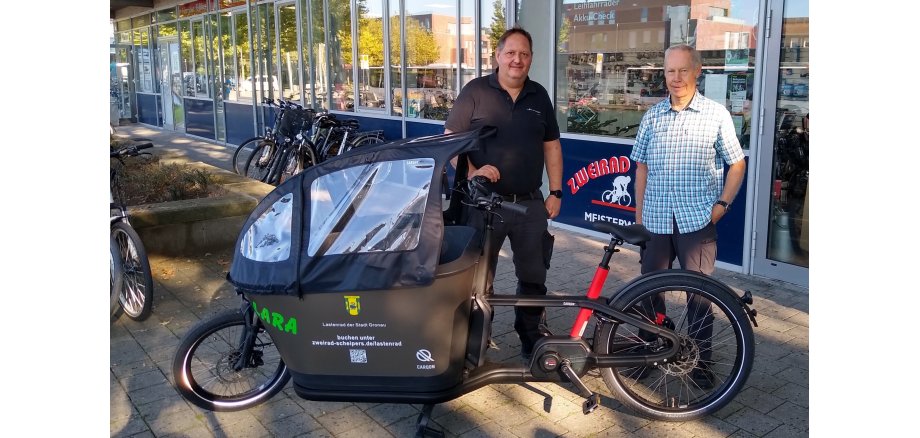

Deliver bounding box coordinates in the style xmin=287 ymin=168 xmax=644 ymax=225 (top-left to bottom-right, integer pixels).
xmin=173 ymin=309 xmax=290 ymax=411
xmin=343 ymin=134 xmax=384 ymax=154
xmin=594 ymin=271 xmax=754 ymax=421
xmin=232 ymin=137 xmax=265 ymax=175
xmin=112 ymin=222 xmax=153 ymax=321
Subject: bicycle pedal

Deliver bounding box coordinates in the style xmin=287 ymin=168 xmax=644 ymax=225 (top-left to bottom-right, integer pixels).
xmin=488 ymin=339 xmax=500 ymax=350
xmin=582 ymin=394 xmax=600 ymax=415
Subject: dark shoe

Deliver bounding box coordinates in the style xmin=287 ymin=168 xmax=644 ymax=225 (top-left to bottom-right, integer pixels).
xmin=690 ymin=364 xmax=716 ymax=389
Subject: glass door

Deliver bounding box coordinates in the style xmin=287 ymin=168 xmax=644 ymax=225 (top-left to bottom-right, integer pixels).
xmin=157 ymin=37 xmax=185 ymax=131
xmin=752 ymin=0 xmax=809 ymax=286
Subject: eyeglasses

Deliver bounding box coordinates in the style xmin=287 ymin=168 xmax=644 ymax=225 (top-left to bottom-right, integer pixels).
xmin=500 ymin=50 xmax=532 ymax=60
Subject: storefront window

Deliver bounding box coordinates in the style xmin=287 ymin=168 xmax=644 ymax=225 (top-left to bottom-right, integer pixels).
xmin=180 ymin=20 xmax=195 ymax=97
xmin=232 ymin=11 xmax=251 ymax=102
xmin=459 ymin=0 xmax=475 ymax=87
xmin=767 ymin=0 xmax=808 ymax=267
xmin=551 ymin=0 xmax=758 ymax=143
xmin=278 ymin=3 xmax=301 ymax=101
xmin=157 ymin=7 xmax=177 ymax=23
xmin=389 ymin=0 xmax=402 ymax=116
xmin=329 ymin=0 xmax=354 ymax=111
xmin=133 ymin=28 xmax=155 ymax=93
xmin=482 ymin=0 xmax=504 ymax=77
xmin=405 ymin=1 xmax=457 ymax=121
xmin=356 ymin=1 xmax=385 ymax=111
xmin=192 ymin=20 xmax=210 ymax=97
xmin=307 ymin=0 xmax=327 ymax=109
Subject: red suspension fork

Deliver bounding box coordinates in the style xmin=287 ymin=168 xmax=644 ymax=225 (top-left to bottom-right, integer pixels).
xmin=569 ymin=238 xmax=619 ymax=338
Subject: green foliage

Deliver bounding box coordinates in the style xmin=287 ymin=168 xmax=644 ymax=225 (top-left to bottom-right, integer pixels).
xmin=488 ymin=0 xmax=506 ymax=57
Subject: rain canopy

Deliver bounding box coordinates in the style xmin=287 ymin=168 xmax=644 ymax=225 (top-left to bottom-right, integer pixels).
xmin=227 ymin=128 xmax=486 ymax=296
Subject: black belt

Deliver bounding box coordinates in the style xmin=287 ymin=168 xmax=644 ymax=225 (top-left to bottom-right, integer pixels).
xmin=499 ymin=190 xmax=542 ymax=203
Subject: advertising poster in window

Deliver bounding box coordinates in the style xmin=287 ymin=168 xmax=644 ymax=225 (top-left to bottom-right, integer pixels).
xmin=555 ymin=139 xmax=638 ymax=229
xmin=554 ymin=139 xmax=747 ymax=266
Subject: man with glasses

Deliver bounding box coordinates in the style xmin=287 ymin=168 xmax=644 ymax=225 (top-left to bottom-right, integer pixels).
xmin=630 ymin=44 xmax=746 ymax=388
xmin=444 ymin=27 xmax=563 ymax=362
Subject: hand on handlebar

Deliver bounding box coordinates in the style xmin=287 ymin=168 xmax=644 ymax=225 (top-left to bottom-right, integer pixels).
xmin=469 ymin=165 xmax=500 ymax=183
xmin=466 ymin=176 xmax=528 ymax=215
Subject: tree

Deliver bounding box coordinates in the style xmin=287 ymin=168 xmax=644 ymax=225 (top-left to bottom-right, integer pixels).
xmin=488 ymin=0 xmax=506 ymax=56
xmin=356 ymin=16 xmax=439 ymax=67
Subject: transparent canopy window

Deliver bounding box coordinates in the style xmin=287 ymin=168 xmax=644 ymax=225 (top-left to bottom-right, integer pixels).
xmin=308 ymin=158 xmax=435 ymax=256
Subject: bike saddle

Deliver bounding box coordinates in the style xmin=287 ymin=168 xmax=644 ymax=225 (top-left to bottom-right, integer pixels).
xmin=592 ymin=222 xmax=651 ymax=246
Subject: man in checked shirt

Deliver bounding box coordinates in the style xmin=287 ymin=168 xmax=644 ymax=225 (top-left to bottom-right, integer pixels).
xmin=629 ymin=44 xmax=746 ymax=389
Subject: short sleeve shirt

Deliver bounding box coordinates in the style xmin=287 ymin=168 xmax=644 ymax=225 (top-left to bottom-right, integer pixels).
xmin=444 ymin=73 xmax=560 ymax=195
xmin=630 ymin=91 xmax=745 ymax=234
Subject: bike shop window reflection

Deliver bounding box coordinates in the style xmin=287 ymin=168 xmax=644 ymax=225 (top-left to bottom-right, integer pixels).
xmin=550 ymin=0 xmax=758 ymax=143
xmin=767 ymin=0 xmax=808 ymax=267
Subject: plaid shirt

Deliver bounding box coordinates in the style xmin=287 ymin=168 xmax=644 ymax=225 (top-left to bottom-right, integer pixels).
xmin=630 ymin=91 xmax=745 ymax=234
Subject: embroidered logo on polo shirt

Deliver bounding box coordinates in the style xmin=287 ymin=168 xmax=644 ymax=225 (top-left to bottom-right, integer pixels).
xmin=525 ymin=108 xmax=542 ymax=116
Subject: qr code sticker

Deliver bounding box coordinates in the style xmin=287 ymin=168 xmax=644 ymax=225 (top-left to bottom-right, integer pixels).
xmin=349 ymin=349 xmax=367 ymax=363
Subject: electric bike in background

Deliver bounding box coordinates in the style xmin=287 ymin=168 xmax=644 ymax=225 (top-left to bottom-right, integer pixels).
xmin=110 ymin=141 xmax=155 ymax=322
xmin=172 ymin=129 xmax=757 ymax=436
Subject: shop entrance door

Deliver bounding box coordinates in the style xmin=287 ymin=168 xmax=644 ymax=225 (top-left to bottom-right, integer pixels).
xmin=752 ymin=0 xmax=809 ymax=286
xmin=157 ymin=37 xmax=185 ymax=131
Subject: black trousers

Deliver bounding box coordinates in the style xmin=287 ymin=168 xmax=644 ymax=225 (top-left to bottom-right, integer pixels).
xmin=467 ymin=197 xmax=550 ymax=353
xmin=639 ymin=218 xmax=717 ymax=361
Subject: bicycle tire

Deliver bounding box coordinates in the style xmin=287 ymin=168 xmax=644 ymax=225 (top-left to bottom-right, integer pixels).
xmin=173 ymin=309 xmax=290 ymax=411
xmin=343 ymin=134 xmax=384 ymax=154
xmin=112 ymin=221 xmax=154 ymax=321
xmin=278 ymin=143 xmax=318 ymax=185
xmin=243 ymin=143 xmax=274 ymax=182
xmin=232 ymin=137 xmax=265 ymax=175
xmin=594 ymin=270 xmax=754 ymax=421
xmin=110 ymin=234 xmax=124 ymax=319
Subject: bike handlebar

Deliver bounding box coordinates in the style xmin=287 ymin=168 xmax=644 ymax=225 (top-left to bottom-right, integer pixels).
xmin=467 ymin=176 xmax=529 ymax=216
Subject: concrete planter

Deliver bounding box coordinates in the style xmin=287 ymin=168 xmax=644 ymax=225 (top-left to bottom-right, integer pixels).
xmin=128 ymin=161 xmax=274 ymax=256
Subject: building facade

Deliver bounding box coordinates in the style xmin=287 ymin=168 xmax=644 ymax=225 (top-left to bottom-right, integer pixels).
xmin=110 ymin=0 xmax=809 ymax=286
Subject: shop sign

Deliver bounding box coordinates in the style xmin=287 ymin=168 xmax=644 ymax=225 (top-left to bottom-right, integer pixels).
xmin=217 ymin=0 xmax=247 ymax=9
xmin=179 ymin=0 xmax=209 ymax=17
xmin=556 ymin=140 xmax=638 ymax=228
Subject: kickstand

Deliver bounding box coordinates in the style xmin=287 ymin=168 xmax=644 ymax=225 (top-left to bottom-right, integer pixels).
xmin=415 ymin=404 xmax=444 ymax=438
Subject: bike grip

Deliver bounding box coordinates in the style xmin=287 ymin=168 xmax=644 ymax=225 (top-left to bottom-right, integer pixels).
xmin=135 ymin=142 xmax=154 ymax=150
xmin=500 ymin=200 xmax=528 ymax=215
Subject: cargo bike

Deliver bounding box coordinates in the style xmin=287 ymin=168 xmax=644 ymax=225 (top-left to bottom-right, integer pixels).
xmin=172 ymin=129 xmax=758 ymax=436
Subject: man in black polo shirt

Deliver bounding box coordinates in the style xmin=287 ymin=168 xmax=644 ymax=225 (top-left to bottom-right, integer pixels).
xmin=444 ymin=27 xmax=563 ymax=362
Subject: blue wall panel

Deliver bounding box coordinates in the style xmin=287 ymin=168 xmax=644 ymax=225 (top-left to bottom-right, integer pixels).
xmin=225 ymin=102 xmax=256 ymax=145
xmin=184 ymin=99 xmax=215 ymax=139
xmin=406 ymin=120 xmax=445 ymax=139
xmin=339 ymin=114 xmax=403 ymax=142
xmin=136 ymin=94 xmax=159 ymax=126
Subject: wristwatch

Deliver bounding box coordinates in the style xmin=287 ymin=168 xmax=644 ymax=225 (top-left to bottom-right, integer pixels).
xmin=715 ymin=200 xmax=730 ymax=210
xmin=549 ymin=190 xmax=563 ymax=199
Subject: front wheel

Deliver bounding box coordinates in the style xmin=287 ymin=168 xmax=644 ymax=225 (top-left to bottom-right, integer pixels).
xmin=594 ymin=271 xmax=755 ymax=421
xmin=112 ymin=222 xmax=153 ymax=321
xmin=110 ymin=235 xmax=124 ymax=319
xmin=232 ymin=137 xmax=266 ymax=175
xmin=173 ymin=309 xmax=290 ymax=411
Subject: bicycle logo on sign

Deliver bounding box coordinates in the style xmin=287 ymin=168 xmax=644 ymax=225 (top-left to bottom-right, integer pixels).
xmin=601 ymin=175 xmax=632 ymax=206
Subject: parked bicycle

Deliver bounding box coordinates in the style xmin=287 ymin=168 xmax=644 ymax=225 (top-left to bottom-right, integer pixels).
xmin=232 ymin=98 xmax=310 ymax=176
xmin=111 ymin=141 xmax=155 ymax=322
xmin=244 ymin=109 xmax=385 ymax=185
xmin=172 ymin=130 xmax=758 ymax=436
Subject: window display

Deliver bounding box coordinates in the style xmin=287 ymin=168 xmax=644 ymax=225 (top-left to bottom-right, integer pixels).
xmin=547 ymin=0 xmax=759 ymax=143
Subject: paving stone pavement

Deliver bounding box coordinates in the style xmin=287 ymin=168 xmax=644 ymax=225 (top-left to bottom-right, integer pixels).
xmin=110 ymin=124 xmax=809 ymax=437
